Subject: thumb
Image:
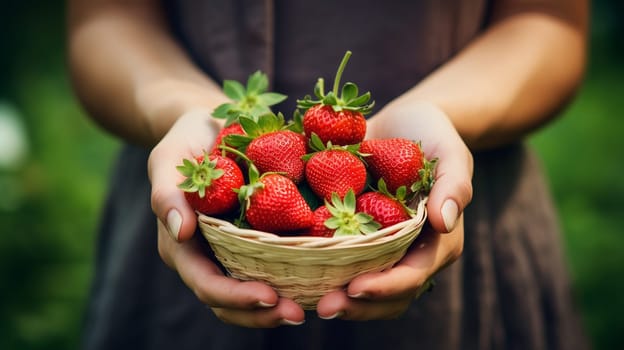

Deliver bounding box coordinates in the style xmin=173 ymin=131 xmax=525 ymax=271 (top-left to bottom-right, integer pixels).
xmin=425 ymin=145 xmax=473 ymax=233
xmin=147 ymin=110 xmax=222 ymax=242
xmin=148 ymin=144 xmax=198 ymax=242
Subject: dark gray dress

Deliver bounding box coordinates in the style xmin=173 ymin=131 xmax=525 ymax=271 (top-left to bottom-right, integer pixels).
xmin=81 ymin=1 xmax=590 ymax=349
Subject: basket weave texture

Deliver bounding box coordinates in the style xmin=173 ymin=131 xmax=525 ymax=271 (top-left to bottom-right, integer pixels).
xmin=198 ymin=198 xmax=428 ymax=310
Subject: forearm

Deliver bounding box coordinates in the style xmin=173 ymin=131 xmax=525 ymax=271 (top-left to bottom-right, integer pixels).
xmin=67 ymin=0 xmax=226 ymax=146
xmin=398 ymin=1 xmax=588 ymax=150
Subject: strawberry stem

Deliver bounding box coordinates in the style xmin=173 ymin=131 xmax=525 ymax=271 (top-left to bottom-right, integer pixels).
xmin=332 ymin=50 xmax=352 ymax=96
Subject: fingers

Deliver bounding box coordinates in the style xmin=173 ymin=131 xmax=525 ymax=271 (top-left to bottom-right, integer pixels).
xmin=317 ymin=290 xmax=411 ymax=321
xmin=410 ymin=102 xmax=473 ymax=234
xmin=317 ymin=221 xmax=463 ymax=320
xmin=367 ymin=101 xmax=474 ymax=234
xmin=149 ymin=143 xmax=198 ymax=242
xmin=150 ymin=110 xmax=307 ymax=328
xmin=212 ymin=298 xmax=306 ymax=328
xmin=157 ymin=221 xmax=305 ymax=327
xmin=148 ymin=110 xmax=221 ymax=241
xmin=426 ymin=144 xmax=473 ymax=233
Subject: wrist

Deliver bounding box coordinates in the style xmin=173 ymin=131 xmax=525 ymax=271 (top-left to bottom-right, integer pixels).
xmin=136 ymin=78 xmax=227 ymax=145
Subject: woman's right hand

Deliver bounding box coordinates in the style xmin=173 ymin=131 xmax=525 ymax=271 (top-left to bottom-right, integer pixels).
xmin=148 ymin=110 xmax=305 ymax=327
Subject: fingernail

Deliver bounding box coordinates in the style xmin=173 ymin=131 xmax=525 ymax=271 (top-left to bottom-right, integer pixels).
xmin=256 ymin=301 xmax=276 ymax=308
xmin=348 ymin=292 xmax=369 ymax=299
xmin=319 ymin=311 xmax=344 ymax=320
xmin=280 ymin=319 xmax=305 ymax=326
xmin=441 ymin=199 xmax=459 ymax=232
xmin=166 ymin=209 xmax=182 ymax=241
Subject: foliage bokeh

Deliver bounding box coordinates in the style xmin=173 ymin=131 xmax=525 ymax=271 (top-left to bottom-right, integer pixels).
xmin=0 ymin=1 xmax=622 ymax=349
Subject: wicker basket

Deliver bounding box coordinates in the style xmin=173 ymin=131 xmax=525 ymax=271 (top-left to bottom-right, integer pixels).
xmin=198 ymin=198 xmax=428 ymax=310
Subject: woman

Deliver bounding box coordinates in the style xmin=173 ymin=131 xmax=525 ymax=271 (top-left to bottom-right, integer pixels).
xmin=68 ymin=0 xmax=590 ymax=349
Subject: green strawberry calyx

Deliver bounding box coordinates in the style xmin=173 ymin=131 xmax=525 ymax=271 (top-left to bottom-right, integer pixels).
xmin=212 ymin=71 xmax=287 ymax=126
xmin=223 ymin=112 xmax=303 ymax=152
xmin=376 ymin=179 xmax=417 ymax=217
xmin=296 ymin=51 xmax=375 ymax=115
xmin=216 ymin=145 xmax=265 ymax=226
xmin=410 ymin=155 xmax=438 ymax=194
xmin=324 ymin=190 xmax=381 ymax=236
xmin=302 ymin=133 xmax=370 ymax=161
xmin=176 ymin=152 xmax=224 ymax=198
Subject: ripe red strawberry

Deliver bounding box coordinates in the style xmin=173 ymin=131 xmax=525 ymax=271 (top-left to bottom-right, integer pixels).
xmin=356 ymin=193 xmax=411 ymax=229
xmin=307 ymin=205 xmax=334 ymax=237
xmin=225 ymin=113 xmax=307 ymax=183
xmin=177 ymin=153 xmax=244 ymax=215
xmin=302 ymin=105 xmax=367 ymax=146
xmin=210 ymin=122 xmax=245 ymax=159
xmin=297 ymin=51 xmax=374 ymax=146
xmin=246 ymin=130 xmax=307 ymax=183
xmin=306 ymin=190 xmax=380 ymax=237
xmin=360 ymin=138 xmax=437 ymax=194
xmin=356 ymin=179 xmax=415 ymax=229
xmin=241 ymin=173 xmax=314 ymax=234
xmin=304 ymin=136 xmax=368 ymax=201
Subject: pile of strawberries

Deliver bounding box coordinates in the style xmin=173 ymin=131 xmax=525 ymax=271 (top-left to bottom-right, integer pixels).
xmin=177 ymin=52 xmax=436 ymax=237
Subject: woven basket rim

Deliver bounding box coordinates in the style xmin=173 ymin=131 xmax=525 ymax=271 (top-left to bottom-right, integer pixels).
xmin=198 ymin=197 xmax=427 ymax=251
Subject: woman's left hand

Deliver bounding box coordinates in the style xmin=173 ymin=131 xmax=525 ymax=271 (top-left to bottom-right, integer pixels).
xmin=316 ymin=100 xmax=472 ymax=320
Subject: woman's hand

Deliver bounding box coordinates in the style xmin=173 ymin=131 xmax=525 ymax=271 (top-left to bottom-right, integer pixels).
xmin=148 ymin=110 xmax=305 ymax=327
xmin=317 ymin=100 xmax=473 ymax=320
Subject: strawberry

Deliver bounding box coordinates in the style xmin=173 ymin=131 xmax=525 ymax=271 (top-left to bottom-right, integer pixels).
xmin=212 ymin=71 xmax=287 ymax=126
xmin=303 ymin=134 xmax=368 ymax=201
xmin=247 ymin=131 xmax=307 ymax=183
xmin=307 ymin=205 xmax=334 ymax=237
xmin=306 ymin=190 xmax=380 ymax=237
xmin=359 ymin=138 xmax=437 ymax=194
xmin=238 ymin=172 xmax=314 ymax=234
xmin=176 ymin=152 xmax=244 ymax=216
xmin=356 ymin=179 xmax=415 ymax=229
xmin=225 ymin=113 xmax=307 ymax=183
xmin=297 ymin=51 xmax=374 ymax=146
xmin=210 ymin=122 xmax=246 ymax=159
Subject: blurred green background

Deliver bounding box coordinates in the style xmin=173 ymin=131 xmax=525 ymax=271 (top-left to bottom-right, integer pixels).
xmin=0 ymin=1 xmax=622 ymax=349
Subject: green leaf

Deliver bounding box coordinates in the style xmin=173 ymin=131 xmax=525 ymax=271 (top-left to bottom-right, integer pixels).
xmin=286 ymin=109 xmax=304 ymax=133
xmin=345 ymin=143 xmax=361 ymax=154
xmin=212 ymin=103 xmax=234 ymax=119
xmin=223 ymin=134 xmax=253 ymax=148
xmin=377 ymin=178 xmax=390 ymax=196
xmin=177 ymin=177 xmax=196 ymax=192
xmin=341 ymin=82 xmax=358 ymax=101
xmin=248 ymin=164 xmax=260 ymax=184
xmin=309 ymin=133 xmax=326 ymax=151
xmin=343 ymin=190 xmax=356 ymax=212
xmin=250 ymin=104 xmax=270 ymax=118
xmin=238 ymin=115 xmax=261 ymax=137
xmin=246 ymin=71 xmax=268 ymax=94
xmin=324 ymin=217 xmax=342 ymax=229
xmin=396 ymin=185 xmax=407 ymax=201
xmin=354 ymin=212 xmax=374 ymax=224
xmin=314 ymin=78 xmax=326 ymax=99
xmin=326 ymin=202 xmax=342 ymax=217
xmin=224 ymin=111 xmax=242 ymax=127
xmin=256 ymin=112 xmax=283 ymax=134
xmin=223 ymin=80 xmax=246 ymax=100
xmin=360 ymin=221 xmax=382 ymax=234
xmin=322 ymin=92 xmax=338 ymax=106
xmin=346 ymin=91 xmax=371 ymax=107
xmin=257 ymin=92 xmax=287 ymax=106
